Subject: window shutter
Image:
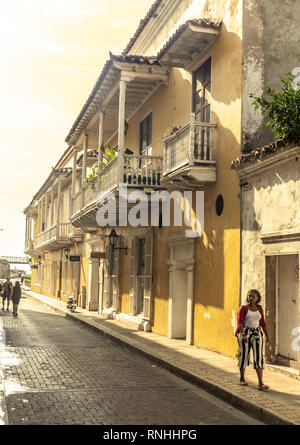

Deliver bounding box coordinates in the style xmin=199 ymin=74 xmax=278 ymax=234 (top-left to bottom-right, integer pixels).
xmin=143 ymin=229 xmax=153 ymax=320
xmin=130 ymin=238 xmax=137 ymax=315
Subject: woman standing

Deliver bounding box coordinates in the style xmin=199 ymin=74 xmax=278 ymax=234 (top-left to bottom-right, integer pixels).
xmin=12 ymin=281 xmax=21 ymax=317
xmin=235 ymin=289 xmax=270 ymax=390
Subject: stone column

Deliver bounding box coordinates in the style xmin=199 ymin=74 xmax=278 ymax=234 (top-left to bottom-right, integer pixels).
xmin=88 ymin=257 xmax=99 ymax=311
xmin=186 ymin=262 xmax=195 ymax=345
xmin=117 ymin=79 xmax=126 ymax=184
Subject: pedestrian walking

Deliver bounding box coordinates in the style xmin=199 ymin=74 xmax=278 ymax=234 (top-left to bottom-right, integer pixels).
xmin=235 ymin=289 xmax=270 ymax=390
xmin=12 ymin=281 xmax=21 ymax=317
xmin=2 ymin=277 xmax=13 ymax=311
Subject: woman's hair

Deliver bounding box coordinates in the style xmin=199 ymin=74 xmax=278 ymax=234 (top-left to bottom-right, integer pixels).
xmin=246 ymin=289 xmax=262 ymax=304
xmin=15 ymin=281 xmax=20 ymax=288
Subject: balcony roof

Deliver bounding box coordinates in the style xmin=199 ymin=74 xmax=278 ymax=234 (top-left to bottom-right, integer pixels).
xmin=31 ymin=168 xmax=72 ymax=203
xmin=65 ymin=53 xmax=169 ymax=147
xmin=157 ymin=19 xmax=222 ymax=68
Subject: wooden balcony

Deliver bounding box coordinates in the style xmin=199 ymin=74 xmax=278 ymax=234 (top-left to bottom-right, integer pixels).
xmin=35 ymin=223 xmax=82 ymax=251
xmin=162 ymin=116 xmax=217 ymax=188
xmin=70 ymin=154 xmax=163 ymax=228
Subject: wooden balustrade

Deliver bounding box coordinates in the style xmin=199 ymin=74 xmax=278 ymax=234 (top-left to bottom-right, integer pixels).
xmin=163 ymin=116 xmax=217 ymax=176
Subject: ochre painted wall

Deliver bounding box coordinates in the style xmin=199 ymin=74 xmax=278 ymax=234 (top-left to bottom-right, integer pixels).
xmin=110 ymin=0 xmax=242 ymax=357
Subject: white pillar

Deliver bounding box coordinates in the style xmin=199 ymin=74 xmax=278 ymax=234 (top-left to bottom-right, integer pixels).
xmin=71 ymin=147 xmax=78 ymax=197
xmin=81 ymin=132 xmax=88 ymax=185
xmin=45 ymin=193 xmax=48 ymax=230
xmin=37 ymin=201 xmax=41 ymax=234
xmin=117 ymin=79 xmax=126 ymax=184
xmin=29 ymin=214 xmax=33 ymax=241
xmin=56 ymin=180 xmax=62 ymax=226
xmin=88 ymin=257 xmax=99 ymax=311
xmin=97 ymin=111 xmax=104 ymax=191
xmin=50 ymin=187 xmax=54 ymax=227
xmin=186 ymin=263 xmax=195 ymax=345
xmin=25 ymin=215 xmax=29 ymax=242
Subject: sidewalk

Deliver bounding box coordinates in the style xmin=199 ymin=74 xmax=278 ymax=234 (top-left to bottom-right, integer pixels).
xmin=22 ymin=287 xmax=300 ymax=425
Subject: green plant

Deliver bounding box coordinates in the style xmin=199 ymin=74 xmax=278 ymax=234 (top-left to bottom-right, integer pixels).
xmin=85 ymin=145 xmax=117 ymax=190
xmin=249 ymin=73 xmax=300 ymax=144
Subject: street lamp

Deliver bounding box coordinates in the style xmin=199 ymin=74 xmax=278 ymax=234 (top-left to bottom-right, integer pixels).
xmin=108 ymin=229 xmax=127 ymax=255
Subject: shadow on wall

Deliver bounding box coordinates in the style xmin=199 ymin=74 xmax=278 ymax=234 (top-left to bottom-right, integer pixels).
xmin=193 ymin=110 xmax=241 ymax=311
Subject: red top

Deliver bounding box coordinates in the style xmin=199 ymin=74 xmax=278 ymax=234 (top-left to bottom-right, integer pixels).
xmin=235 ymin=304 xmax=266 ymax=336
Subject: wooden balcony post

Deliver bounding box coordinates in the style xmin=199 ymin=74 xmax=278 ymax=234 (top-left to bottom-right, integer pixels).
xmin=97 ymin=110 xmax=104 ymax=191
xmin=56 ymin=180 xmax=62 ymax=236
xmin=25 ymin=214 xmax=29 ymax=243
xmin=45 ymin=193 xmax=48 ymax=230
xmin=71 ymin=146 xmax=78 ymax=198
xmin=117 ymin=78 xmax=127 ymax=185
xmin=38 ymin=200 xmax=42 ymax=234
xmin=81 ymin=132 xmax=88 ymax=185
xmin=50 ymin=187 xmax=54 ymax=227
xmin=189 ymin=113 xmax=195 ymax=165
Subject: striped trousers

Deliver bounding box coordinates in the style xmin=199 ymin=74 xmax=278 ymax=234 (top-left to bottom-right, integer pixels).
xmin=237 ymin=327 xmax=264 ymax=369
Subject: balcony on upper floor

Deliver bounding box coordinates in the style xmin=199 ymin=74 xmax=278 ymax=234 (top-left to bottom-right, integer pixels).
xmin=24 ymin=239 xmax=35 ymax=255
xmin=161 ymin=114 xmax=217 ymax=189
xmin=70 ymin=152 xmax=163 ymax=229
xmin=34 ymin=223 xmax=83 ymax=252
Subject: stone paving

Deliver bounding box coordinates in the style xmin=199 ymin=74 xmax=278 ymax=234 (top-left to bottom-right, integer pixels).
xmin=20 ymin=288 xmax=300 ymax=425
xmin=0 ymin=296 xmax=260 ymax=425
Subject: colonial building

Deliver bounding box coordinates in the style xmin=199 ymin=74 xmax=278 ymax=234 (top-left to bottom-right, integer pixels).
xmin=24 ymin=0 xmax=300 ymax=358
xmin=232 ymin=141 xmax=300 ymax=370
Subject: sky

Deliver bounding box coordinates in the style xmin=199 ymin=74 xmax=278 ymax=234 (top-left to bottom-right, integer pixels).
xmin=0 ymin=0 xmax=154 ymax=267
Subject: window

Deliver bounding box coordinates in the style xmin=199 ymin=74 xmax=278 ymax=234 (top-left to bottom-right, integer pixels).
xmin=140 ymin=113 xmax=152 ymax=157
xmin=192 ymin=57 xmax=211 ymax=123
xmin=192 ymin=58 xmax=212 ymax=160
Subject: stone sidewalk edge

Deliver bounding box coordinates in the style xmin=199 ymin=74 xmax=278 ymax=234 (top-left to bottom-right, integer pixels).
xmin=23 ymin=290 xmax=295 ymax=426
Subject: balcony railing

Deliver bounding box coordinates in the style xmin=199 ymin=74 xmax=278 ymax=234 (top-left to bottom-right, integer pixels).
xmin=98 ymin=154 xmax=163 ymax=198
xmin=71 ymin=154 xmax=163 ymax=220
xmin=24 ymin=239 xmax=35 ymax=253
xmin=35 ymin=223 xmax=69 ymax=248
xmin=163 ymin=116 xmax=217 ymax=176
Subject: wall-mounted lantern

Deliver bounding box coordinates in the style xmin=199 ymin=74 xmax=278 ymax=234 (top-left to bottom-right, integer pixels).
xmin=108 ymin=229 xmax=127 ymax=255
xmin=37 ymin=255 xmax=41 ymax=265
xmin=64 ymin=248 xmax=71 ymax=261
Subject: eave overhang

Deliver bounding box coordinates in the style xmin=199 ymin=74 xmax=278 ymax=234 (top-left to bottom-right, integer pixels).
xmin=65 ymin=53 xmax=169 ymax=147
xmin=157 ymin=19 xmax=222 ymax=68
xmin=232 ymin=143 xmax=300 ymax=183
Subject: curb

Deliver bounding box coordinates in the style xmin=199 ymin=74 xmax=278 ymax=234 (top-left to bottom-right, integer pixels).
xmin=24 ymin=290 xmax=295 ymax=425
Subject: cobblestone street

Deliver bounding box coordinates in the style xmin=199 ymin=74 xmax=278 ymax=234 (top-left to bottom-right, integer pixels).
xmin=0 ymin=295 xmax=261 ymax=425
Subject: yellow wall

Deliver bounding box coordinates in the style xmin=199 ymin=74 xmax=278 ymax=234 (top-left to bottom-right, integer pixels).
xmin=111 ymin=0 xmax=242 ymax=357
